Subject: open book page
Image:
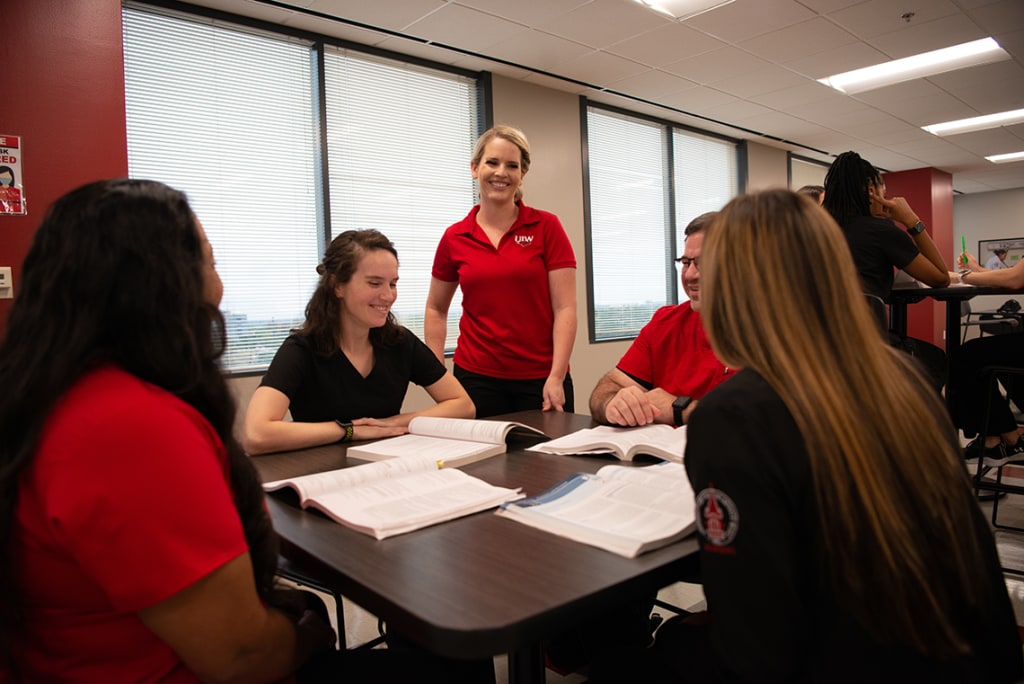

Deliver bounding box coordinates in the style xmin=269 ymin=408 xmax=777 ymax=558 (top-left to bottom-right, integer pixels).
xmin=408 ymin=416 xmax=545 ymax=443
xmin=528 ymin=424 xmax=685 ymax=463
xmin=496 ymin=462 xmax=695 ymax=558
xmin=347 ymin=417 xmax=546 ymax=465
xmin=262 ymin=453 xmax=441 ymax=501
xmin=304 ymin=468 xmax=524 ymax=540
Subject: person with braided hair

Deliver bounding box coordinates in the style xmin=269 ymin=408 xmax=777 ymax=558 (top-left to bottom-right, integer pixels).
xmin=823 ymin=150 xmax=952 ymax=389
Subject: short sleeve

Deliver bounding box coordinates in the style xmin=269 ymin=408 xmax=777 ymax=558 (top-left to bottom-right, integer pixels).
xmin=260 ymin=335 xmax=312 ymax=401
xmin=431 ymin=229 xmax=459 ymax=282
xmin=38 ymin=393 xmax=247 ymax=612
xmin=615 ymin=316 xmax=659 ymax=389
xmin=885 ymin=225 xmax=920 ymax=271
xmin=407 ymin=330 xmax=447 ymax=387
xmin=542 ymin=214 xmax=576 ymax=271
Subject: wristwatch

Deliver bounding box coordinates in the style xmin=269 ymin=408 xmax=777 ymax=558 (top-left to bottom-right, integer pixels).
xmin=672 ymin=396 xmax=694 ymax=427
xmin=907 ymin=220 xmax=926 ymax=236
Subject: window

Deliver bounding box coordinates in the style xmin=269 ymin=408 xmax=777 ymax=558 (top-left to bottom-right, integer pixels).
xmin=123 ymin=3 xmax=480 ymax=373
xmin=584 ymin=105 xmax=738 ymax=341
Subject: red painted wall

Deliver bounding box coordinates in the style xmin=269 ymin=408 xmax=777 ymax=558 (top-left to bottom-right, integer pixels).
xmin=882 ymin=167 xmax=954 ymax=347
xmin=0 ymin=0 xmax=128 ymax=339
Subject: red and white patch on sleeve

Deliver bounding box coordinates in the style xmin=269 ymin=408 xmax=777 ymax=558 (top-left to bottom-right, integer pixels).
xmin=694 ymin=482 xmax=739 ymax=553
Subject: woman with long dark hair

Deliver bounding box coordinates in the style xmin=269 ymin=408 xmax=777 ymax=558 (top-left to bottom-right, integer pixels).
xmin=244 ymin=229 xmax=474 ymax=455
xmin=0 ymin=180 xmax=491 ymax=683
xmin=0 ymin=179 xmax=339 ymax=680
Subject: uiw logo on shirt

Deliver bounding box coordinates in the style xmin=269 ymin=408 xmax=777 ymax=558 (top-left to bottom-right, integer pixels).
xmin=514 ymin=234 xmax=534 ymax=247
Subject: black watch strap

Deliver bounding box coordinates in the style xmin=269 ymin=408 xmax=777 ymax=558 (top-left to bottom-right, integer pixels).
xmin=672 ymin=396 xmax=693 ymax=426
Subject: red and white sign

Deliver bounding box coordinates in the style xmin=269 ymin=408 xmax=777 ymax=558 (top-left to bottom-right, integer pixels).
xmin=0 ymin=135 xmax=26 ymax=216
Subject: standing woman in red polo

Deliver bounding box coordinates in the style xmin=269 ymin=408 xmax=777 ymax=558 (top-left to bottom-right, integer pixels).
xmin=425 ymin=125 xmax=578 ymax=418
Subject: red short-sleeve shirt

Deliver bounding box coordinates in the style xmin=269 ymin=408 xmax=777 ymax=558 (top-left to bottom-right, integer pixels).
xmin=432 ymin=201 xmax=576 ymax=379
xmin=617 ymin=302 xmax=730 ymax=399
xmin=10 ymin=366 xmax=249 ymax=683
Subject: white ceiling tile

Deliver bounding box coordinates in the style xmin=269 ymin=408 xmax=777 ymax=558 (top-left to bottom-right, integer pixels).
xmin=702 ymin=98 xmax=778 ymax=123
xmin=402 ymin=5 xmax=529 ymax=53
xmin=856 ymin=80 xmax=979 ymax=125
xmin=554 ymin=50 xmax=651 ymax=86
xmin=796 ymin=0 xmax=867 ymax=11
xmin=739 ymin=18 xmax=857 ymax=63
xmin=752 ymin=81 xmax=845 ymax=110
xmin=605 ymin=22 xmax=726 ymax=67
xmin=453 ymin=0 xmax=592 ymax=27
xmin=783 ymin=41 xmax=890 ymax=78
xmin=965 ymin=0 xmax=1024 ymax=36
xmin=827 ymin=0 xmax=960 ymax=40
xmin=868 ymin=14 xmax=988 ymax=58
xmin=659 ymin=87 xmax=743 ymax=114
xmin=605 ymin=69 xmax=699 ymax=99
xmin=306 ymin=0 xmax=446 ymax=31
xmin=927 ymin=61 xmax=1024 ymax=115
xmin=533 ymin=0 xmax=669 ymax=49
xmin=520 ymin=70 xmax=592 ymax=94
xmin=712 ymin=64 xmax=808 ymax=98
xmin=662 ymin=46 xmax=770 ymax=84
xmin=486 ymin=29 xmax=593 ymax=70
xmin=943 ymin=127 xmax=1024 ymax=155
xmin=683 ymin=0 xmax=816 ymax=43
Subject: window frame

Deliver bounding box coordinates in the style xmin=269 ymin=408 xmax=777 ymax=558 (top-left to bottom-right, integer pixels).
xmin=581 ymin=100 xmax=742 ymax=344
xmin=123 ymin=0 xmax=489 ymax=375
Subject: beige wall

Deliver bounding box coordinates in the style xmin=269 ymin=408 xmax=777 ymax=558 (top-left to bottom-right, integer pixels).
xmin=227 ymin=75 xmax=793 ymax=436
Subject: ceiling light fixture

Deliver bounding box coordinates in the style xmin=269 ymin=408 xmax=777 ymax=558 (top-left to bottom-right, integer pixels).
xmin=922 ymin=108 xmax=1024 ymax=136
xmin=633 ymin=0 xmax=736 ymax=21
xmin=986 ymin=151 xmax=1024 ymax=164
xmin=817 ymin=37 xmax=1009 ymax=94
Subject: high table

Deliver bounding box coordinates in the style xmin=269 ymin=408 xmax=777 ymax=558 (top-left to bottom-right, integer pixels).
xmin=251 ymin=410 xmax=699 ymax=684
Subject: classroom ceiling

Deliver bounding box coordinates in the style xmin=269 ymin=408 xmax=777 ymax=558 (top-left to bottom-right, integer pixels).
xmin=184 ymin=0 xmax=1024 ymax=195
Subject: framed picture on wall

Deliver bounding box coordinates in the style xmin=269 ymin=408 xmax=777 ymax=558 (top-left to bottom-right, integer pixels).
xmin=978 ymin=238 xmax=1024 ymax=270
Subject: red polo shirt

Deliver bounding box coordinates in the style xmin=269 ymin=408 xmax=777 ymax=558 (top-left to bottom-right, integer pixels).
xmin=432 ymin=201 xmax=576 ymax=379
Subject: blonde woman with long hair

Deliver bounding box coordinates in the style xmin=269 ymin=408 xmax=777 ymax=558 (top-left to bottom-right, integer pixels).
xmin=648 ymin=190 xmax=1021 ymax=682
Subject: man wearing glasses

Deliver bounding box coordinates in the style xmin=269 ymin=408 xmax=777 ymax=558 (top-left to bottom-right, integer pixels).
xmin=589 ymin=212 xmax=731 ymax=427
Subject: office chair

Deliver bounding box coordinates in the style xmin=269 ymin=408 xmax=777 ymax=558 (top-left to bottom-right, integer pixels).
xmin=961 ymin=300 xmax=1023 ymax=343
xmin=277 ymin=557 xmax=387 ymax=649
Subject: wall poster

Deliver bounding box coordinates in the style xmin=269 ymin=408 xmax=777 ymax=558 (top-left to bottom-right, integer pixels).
xmin=0 ymin=135 xmax=25 ymax=216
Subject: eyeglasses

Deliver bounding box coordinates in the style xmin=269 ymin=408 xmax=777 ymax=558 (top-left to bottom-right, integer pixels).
xmin=675 ymin=256 xmax=700 ymax=272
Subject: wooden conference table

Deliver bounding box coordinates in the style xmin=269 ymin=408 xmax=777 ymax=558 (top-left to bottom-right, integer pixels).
xmin=251 ymin=410 xmax=700 ymax=684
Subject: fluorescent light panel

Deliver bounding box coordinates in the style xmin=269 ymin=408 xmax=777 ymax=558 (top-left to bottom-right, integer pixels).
xmin=633 ymin=0 xmax=736 ymax=21
xmin=817 ymin=38 xmax=1009 ymax=94
xmin=986 ymin=151 xmax=1024 ymax=164
xmin=922 ymin=108 xmax=1024 ymax=136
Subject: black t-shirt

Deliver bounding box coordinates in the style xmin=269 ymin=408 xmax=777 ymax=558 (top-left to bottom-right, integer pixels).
xmin=684 ymin=368 xmax=1023 ymax=683
xmin=259 ymin=329 xmax=447 ymax=423
xmin=839 ymin=214 xmax=919 ymax=300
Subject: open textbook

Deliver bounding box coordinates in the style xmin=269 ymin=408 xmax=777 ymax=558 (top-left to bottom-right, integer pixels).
xmin=346 ymin=416 xmax=547 ymax=467
xmin=528 ymin=424 xmax=685 ymax=463
xmin=496 ymin=462 xmax=695 ymax=558
xmin=263 ymin=453 xmax=524 ymax=540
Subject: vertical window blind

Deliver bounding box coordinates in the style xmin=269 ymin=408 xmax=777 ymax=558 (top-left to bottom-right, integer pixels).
xmin=123 ymin=3 xmax=479 ymax=373
xmin=585 ymin=105 xmax=739 ymax=341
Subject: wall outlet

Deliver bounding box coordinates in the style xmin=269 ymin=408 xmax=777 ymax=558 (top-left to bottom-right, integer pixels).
xmin=0 ymin=266 xmax=12 ymax=299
